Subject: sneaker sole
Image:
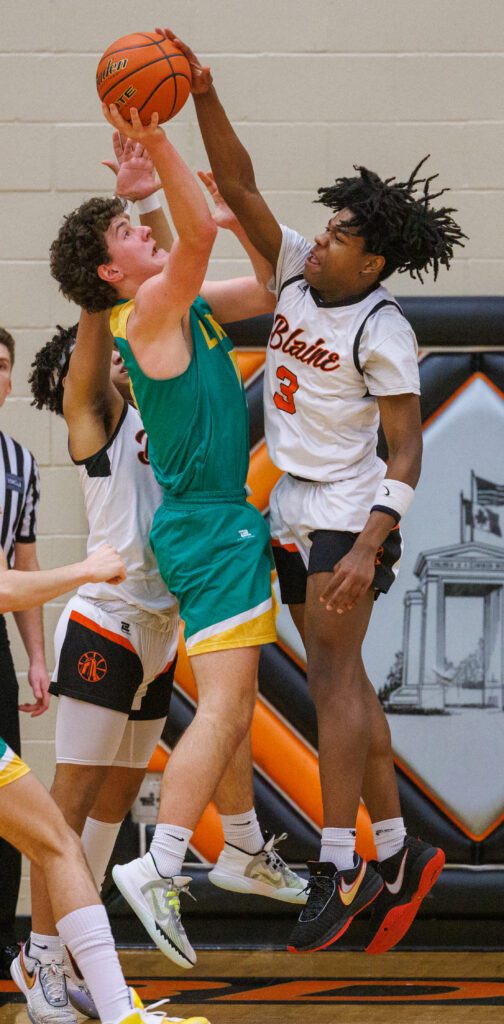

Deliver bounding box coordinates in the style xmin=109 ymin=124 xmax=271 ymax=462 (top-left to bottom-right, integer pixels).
xmin=112 ymin=866 xmax=196 ymax=970
xmin=67 ymin=984 xmax=99 ymax=1018
xmin=365 ymin=849 xmax=445 ymax=955
xmin=288 ymin=878 xmax=384 ymax=953
xmin=209 ymin=869 xmax=307 ymax=904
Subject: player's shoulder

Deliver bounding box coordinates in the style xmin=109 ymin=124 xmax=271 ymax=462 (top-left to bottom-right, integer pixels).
xmin=363 ymin=286 xmax=415 ymax=339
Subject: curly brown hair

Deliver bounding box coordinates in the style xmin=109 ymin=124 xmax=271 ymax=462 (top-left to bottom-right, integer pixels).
xmin=0 ymin=327 xmax=15 ymax=367
xmin=49 ymin=197 xmax=126 ymax=312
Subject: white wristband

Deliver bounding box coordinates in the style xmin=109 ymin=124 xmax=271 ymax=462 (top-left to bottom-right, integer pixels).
xmin=136 ymin=193 xmax=162 ymax=214
xmin=119 ymin=199 xmax=134 ymax=217
xmin=371 ymin=478 xmax=414 ymax=523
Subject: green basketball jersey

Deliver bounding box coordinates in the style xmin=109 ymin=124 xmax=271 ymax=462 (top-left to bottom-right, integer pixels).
xmin=111 ymin=295 xmax=250 ymax=500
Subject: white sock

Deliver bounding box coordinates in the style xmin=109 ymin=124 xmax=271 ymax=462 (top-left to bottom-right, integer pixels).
xmin=220 ymin=809 xmax=264 ymax=855
xmin=320 ymin=827 xmax=357 ymax=872
xmin=372 ymin=817 xmax=407 ymax=862
xmin=149 ymin=823 xmax=192 ymax=878
xmin=81 ymin=817 xmax=122 ymax=891
xmin=56 ymin=905 xmax=131 ymax=1024
xmin=26 ymin=932 xmax=63 ymax=965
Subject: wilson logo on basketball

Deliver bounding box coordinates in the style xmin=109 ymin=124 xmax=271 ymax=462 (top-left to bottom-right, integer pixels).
xmin=78 ymin=651 xmax=108 ymax=683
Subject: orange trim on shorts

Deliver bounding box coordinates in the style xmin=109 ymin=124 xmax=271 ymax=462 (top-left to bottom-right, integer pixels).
xmin=69 ymin=610 xmax=136 ymax=654
xmin=271 ymin=538 xmax=299 ymax=552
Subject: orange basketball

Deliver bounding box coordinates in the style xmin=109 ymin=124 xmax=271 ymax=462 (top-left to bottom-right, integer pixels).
xmin=96 ymin=32 xmax=191 ymax=125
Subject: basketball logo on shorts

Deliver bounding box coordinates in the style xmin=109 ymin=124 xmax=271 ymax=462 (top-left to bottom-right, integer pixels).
xmin=78 ymin=651 xmax=108 ymax=683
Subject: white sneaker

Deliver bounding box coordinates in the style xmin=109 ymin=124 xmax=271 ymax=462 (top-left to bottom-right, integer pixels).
xmin=10 ymin=945 xmax=77 ymax=1024
xmin=63 ymin=946 xmax=98 ymax=1018
xmin=209 ymin=831 xmax=308 ymax=904
xmin=112 ymin=854 xmax=197 ymax=969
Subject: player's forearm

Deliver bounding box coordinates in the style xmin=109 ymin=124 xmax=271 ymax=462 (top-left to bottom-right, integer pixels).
xmin=193 ymin=86 xmax=258 ymax=204
xmin=145 ymin=134 xmax=215 ymax=244
xmin=231 ymin=222 xmax=273 ymax=286
xmin=139 ymin=207 xmax=174 ymax=252
xmin=12 ymin=604 xmax=45 ymax=656
xmin=3 ymin=564 xmax=91 ymax=614
xmin=354 ymin=443 xmax=422 ymax=556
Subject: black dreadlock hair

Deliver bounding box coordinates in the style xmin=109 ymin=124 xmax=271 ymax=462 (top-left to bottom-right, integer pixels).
xmin=316 ymin=156 xmax=466 ymax=282
xmin=29 ymin=325 xmax=77 ymax=416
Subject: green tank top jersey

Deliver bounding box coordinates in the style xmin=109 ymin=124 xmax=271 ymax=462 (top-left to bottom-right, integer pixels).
xmin=111 ymin=295 xmax=250 ymax=502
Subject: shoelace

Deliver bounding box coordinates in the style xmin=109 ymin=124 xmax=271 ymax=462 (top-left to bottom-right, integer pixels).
xmin=40 ymin=962 xmax=68 ymax=1005
xmin=302 ymin=874 xmax=334 ymax=919
xmin=138 ymin=997 xmax=174 ymax=1022
xmin=262 ymin=833 xmax=299 ymax=881
xmin=162 ymin=880 xmax=196 ymax=919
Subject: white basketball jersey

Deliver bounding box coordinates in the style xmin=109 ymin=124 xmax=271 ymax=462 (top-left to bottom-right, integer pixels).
xmin=77 ymin=403 xmax=176 ymax=617
xmin=264 ymin=227 xmax=421 ymax=483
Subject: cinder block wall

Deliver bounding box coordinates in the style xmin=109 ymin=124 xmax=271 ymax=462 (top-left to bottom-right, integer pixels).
xmin=1 ymin=0 xmax=503 ymax=914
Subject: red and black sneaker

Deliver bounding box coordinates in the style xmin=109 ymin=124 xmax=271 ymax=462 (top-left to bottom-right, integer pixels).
xmin=287 ymin=856 xmax=383 ymax=953
xmin=365 ymin=835 xmax=445 ymax=955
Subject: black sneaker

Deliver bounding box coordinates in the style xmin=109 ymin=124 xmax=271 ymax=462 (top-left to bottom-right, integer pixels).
xmin=0 ymin=942 xmax=20 ymax=979
xmin=287 ymin=856 xmax=383 ymax=953
xmin=365 ymin=835 xmax=445 ymax=954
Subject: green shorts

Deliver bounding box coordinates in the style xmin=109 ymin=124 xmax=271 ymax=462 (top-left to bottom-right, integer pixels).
xmin=151 ymin=491 xmax=277 ymax=656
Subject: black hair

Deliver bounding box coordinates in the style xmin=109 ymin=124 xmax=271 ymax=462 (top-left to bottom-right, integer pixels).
xmin=316 ymin=156 xmax=466 ymax=282
xmin=29 ymin=325 xmax=77 ymax=415
xmin=50 ymin=196 xmax=125 ymax=312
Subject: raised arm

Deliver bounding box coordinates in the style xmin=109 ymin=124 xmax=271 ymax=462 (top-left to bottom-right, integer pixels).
xmin=63 ymin=309 xmax=123 ymax=461
xmin=104 ymin=130 xmax=175 ymax=252
xmin=159 ymin=30 xmax=283 ymax=268
xmin=103 ymin=104 xmax=216 ymax=329
xmin=197 ymin=170 xmax=276 ymax=323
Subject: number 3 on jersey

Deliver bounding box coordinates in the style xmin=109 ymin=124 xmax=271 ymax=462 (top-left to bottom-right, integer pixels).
xmin=274 ymin=365 xmax=299 ymax=415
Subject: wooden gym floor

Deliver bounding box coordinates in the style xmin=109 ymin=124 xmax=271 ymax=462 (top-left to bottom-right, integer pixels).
xmin=1 ymin=949 xmax=503 ymax=1024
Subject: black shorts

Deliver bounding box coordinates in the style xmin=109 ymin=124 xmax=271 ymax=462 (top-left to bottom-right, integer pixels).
xmin=50 ymin=600 xmax=177 ymax=721
xmin=273 ymin=525 xmax=403 ymax=606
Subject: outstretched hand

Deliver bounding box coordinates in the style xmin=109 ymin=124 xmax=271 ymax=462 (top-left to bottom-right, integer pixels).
xmin=102 ymin=103 xmax=164 ymax=144
xmin=155 ymin=28 xmax=213 ymax=94
xmin=197 ymin=170 xmax=238 ymax=231
xmin=102 ymin=130 xmax=162 ymax=201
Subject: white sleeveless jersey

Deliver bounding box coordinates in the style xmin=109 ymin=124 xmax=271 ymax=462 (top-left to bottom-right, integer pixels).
xmin=264 ymin=227 xmax=420 ymax=483
xmin=77 ymin=403 xmax=176 ymax=618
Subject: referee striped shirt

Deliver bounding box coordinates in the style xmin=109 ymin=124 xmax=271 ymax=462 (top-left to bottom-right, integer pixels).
xmin=0 ymin=431 xmax=40 ymax=568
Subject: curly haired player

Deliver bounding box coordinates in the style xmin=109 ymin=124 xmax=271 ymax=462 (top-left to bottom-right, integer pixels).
xmin=165 ymin=28 xmax=466 ymax=955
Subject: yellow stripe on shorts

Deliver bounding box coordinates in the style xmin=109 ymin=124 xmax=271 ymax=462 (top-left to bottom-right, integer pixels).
xmin=0 ymin=747 xmax=30 ymax=789
xmin=186 ymin=598 xmax=277 ymax=656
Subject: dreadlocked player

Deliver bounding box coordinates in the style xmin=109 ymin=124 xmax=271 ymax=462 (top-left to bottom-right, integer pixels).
xmin=165 ymin=29 xmax=466 ymax=956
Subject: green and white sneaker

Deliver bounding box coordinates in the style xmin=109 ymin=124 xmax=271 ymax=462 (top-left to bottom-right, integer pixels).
xmin=209 ymin=832 xmax=307 ymax=904
xmin=112 ymin=854 xmax=196 ymax=969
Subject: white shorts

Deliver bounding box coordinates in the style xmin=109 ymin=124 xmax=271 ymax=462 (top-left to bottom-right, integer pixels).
xmin=269 ymin=463 xmax=386 ymax=566
xmin=51 ymin=594 xmax=179 ymax=767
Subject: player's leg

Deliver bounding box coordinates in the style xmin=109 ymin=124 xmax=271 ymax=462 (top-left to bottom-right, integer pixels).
xmin=0 ymin=616 xmax=23 ymax=977
xmin=112 ymin=644 xmax=260 ymax=968
xmin=2 ymin=765 xmax=139 ymax=1024
xmin=288 ymin=578 xmax=384 ymax=952
xmin=209 ymin=732 xmax=306 ymax=903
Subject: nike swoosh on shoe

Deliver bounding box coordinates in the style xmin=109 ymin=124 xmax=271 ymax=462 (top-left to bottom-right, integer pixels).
xmin=385 ymin=850 xmax=408 ymax=895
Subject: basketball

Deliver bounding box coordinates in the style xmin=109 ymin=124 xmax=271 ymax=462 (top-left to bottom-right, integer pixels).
xmin=96 ymin=32 xmax=191 ymax=125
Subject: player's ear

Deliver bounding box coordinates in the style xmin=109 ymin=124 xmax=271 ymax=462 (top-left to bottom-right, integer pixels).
xmin=361 ymin=253 xmax=385 ymax=278
xmin=97 ymin=261 xmax=123 ymax=284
